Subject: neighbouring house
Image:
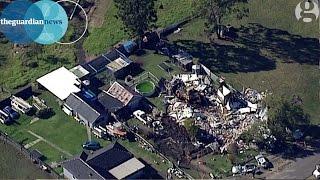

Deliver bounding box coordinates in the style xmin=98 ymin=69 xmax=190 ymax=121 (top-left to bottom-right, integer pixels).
xmin=82 ymin=49 xmax=134 ymax=79
xmin=82 ymin=56 xmax=109 ymax=75
xmin=98 ymin=82 xmax=150 ymax=120
xmin=62 ymin=142 xmax=146 ymax=180
xmin=63 ymin=93 xmax=108 ymax=128
xmin=37 ymin=67 xmax=82 ymax=100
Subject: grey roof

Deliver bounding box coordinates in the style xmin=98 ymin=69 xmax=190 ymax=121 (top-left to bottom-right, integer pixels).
xmin=63 ymin=158 xmax=106 ymax=179
xmin=65 ymin=93 xmax=101 ymax=124
xmin=98 ymin=93 xmax=124 ymax=113
xmin=62 ymin=142 xmax=140 ymax=179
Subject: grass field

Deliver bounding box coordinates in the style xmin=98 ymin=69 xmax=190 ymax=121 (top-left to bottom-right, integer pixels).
xmin=83 ymin=0 xmax=195 ymax=55
xmin=168 ymin=0 xmax=319 ymax=124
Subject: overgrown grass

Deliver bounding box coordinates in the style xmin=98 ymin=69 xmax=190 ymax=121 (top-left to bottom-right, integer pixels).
xmin=0 ymin=43 xmax=76 ymax=91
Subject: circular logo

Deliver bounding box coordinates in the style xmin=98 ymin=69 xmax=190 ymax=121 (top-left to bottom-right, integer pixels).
xmin=295 ymin=0 xmax=319 ymax=23
xmin=0 ymin=0 xmax=69 ymax=45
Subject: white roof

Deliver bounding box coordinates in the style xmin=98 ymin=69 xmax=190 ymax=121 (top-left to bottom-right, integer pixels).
xmin=37 ymin=67 xmax=81 ymax=100
xmin=108 ymin=157 xmax=145 ymax=179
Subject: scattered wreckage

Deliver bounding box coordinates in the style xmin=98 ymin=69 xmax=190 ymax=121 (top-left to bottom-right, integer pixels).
xmin=162 ymin=65 xmax=268 ymax=152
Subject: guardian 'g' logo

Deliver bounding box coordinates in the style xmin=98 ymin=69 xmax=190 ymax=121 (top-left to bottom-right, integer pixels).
xmin=295 ymin=0 xmax=319 ymax=23
xmin=0 ymin=0 xmax=88 ymax=45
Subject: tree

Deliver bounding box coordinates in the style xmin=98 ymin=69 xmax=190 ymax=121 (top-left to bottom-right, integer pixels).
xmin=114 ymin=0 xmax=157 ymax=37
xmin=268 ymin=101 xmax=310 ymax=142
xmin=194 ymin=0 xmax=248 ymax=38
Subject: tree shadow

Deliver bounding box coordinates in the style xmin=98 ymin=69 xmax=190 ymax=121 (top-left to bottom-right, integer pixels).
xmin=235 ymin=23 xmax=319 ymax=65
xmin=173 ymin=39 xmax=276 ymax=73
xmin=171 ymin=23 xmax=319 ymax=73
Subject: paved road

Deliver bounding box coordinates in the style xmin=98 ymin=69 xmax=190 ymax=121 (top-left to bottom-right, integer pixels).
xmin=267 ymin=153 xmax=320 ymax=179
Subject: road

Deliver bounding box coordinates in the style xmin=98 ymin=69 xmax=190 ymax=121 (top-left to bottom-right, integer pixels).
xmin=267 ymin=152 xmax=320 ymax=179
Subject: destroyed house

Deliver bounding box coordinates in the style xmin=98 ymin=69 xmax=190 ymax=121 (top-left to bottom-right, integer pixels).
xmin=98 ymin=82 xmax=148 ymax=119
xmin=62 ymin=142 xmax=146 ymax=180
xmin=63 ymin=93 xmax=108 ymax=128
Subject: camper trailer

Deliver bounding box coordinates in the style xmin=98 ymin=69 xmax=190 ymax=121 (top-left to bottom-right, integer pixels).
xmin=11 ymin=96 xmax=33 ymax=114
xmin=0 ymin=110 xmax=12 ymax=124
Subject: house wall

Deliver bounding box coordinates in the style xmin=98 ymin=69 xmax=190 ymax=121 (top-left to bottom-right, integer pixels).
xmin=63 ymin=167 xmax=77 ymax=180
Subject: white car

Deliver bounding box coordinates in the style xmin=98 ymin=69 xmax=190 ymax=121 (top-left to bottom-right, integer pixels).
xmin=255 ymin=154 xmax=270 ymax=168
xmin=313 ymin=165 xmax=320 ymax=179
xmin=133 ymin=110 xmax=153 ymax=125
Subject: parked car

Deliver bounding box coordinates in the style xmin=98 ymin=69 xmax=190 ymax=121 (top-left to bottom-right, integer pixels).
xmin=255 ymin=154 xmax=271 ymax=169
xmin=313 ymin=164 xmax=320 ymax=179
xmin=3 ymin=106 xmax=19 ymax=119
xmin=82 ymin=141 xmax=101 ymax=151
xmin=242 ymin=164 xmax=257 ymax=174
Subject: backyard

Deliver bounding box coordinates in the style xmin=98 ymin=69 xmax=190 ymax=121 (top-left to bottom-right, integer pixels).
xmin=0 ymin=90 xmax=171 ymax=176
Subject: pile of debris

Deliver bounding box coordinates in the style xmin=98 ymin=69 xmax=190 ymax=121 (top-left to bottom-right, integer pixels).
xmin=162 ymin=65 xmax=268 ymax=153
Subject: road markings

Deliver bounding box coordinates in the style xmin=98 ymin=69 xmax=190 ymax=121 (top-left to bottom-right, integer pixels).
xmin=28 ymin=130 xmax=72 ymax=157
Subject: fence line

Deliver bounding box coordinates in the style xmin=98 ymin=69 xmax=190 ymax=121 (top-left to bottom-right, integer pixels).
xmin=0 ymin=130 xmax=61 ymax=178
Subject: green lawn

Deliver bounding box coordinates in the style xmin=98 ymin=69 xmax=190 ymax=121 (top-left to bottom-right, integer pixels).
xmin=131 ymin=51 xmax=182 ymax=79
xmin=83 ymin=0 xmax=195 ymax=55
xmin=0 ymin=91 xmax=109 ymax=165
xmin=204 ymin=154 xmax=233 ymax=177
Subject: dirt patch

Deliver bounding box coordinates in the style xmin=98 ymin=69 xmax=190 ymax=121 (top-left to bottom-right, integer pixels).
xmin=88 ymin=0 xmax=112 ymax=29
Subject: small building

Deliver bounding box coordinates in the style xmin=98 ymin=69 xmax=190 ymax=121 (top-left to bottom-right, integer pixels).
xmin=98 ymin=82 xmax=149 ymax=119
xmin=37 ymin=67 xmax=81 ymax=100
xmin=172 ymin=51 xmax=193 ymax=71
xmin=63 ymin=93 xmax=108 ymax=128
xmin=10 ymin=96 xmax=33 ymax=114
xmin=62 ymin=142 xmax=146 ymax=180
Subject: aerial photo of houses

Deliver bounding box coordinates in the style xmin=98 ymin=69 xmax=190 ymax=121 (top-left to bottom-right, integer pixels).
xmin=0 ymin=0 xmax=319 ymax=179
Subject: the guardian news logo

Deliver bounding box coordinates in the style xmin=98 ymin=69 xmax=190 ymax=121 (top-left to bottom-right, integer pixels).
xmin=0 ymin=18 xmax=63 ymax=27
